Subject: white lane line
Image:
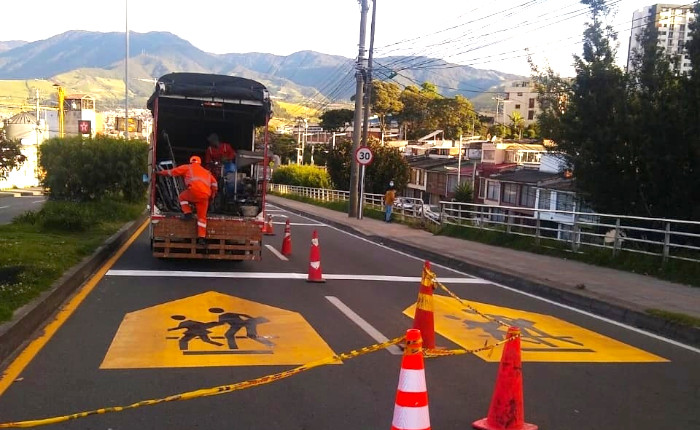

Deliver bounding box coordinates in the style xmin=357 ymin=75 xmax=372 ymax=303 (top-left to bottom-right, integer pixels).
xmin=0 ymin=205 xmax=9 ymax=210
xmin=272 ymin=222 xmax=325 ymax=226
xmin=105 ymin=270 xmax=481 ymax=283
xmin=275 ymin=202 xmax=700 ymax=354
xmin=31 ymin=200 xmax=45 ymax=204
xmin=325 ymin=296 xmax=403 ymax=355
xmin=264 ymin=244 xmax=289 ymax=261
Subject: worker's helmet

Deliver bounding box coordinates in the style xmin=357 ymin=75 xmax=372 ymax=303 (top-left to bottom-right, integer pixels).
xmin=190 ymin=155 xmax=202 ymax=164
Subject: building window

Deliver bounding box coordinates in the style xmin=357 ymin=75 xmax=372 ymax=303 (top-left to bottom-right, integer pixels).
xmin=517 ymin=92 xmax=523 ymax=97
xmin=528 ymin=98 xmax=535 ymax=108
xmin=520 ymin=185 xmax=536 ymax=208
xmin=515 ymin=104 xmax=521 ymax=109
xmin=556 ymin=192 xmax=575 ymax=211
xmin=502 ymin=183 xmax=518 ymax=205
xmin=538 ymin=190 xmax=551 ymax=209
xmin=479 ymin=178 xmax=486 ymax=198
xmin=486 ymin=181 xmax=500 ymax=201
xmin=528 ymin=110 xmax=535 ymax=120
xmin=482 ymin=150 xmax=495 ymax=161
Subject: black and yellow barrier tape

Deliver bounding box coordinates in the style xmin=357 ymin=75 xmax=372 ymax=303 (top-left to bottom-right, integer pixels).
xmin=427 ymin=269 xmax=511 ymax=328
xmin=0 ymin=336 xmax=404 ymax=428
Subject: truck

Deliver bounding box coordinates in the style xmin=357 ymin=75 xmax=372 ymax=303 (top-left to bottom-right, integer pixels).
xmin=146 ymin=73 xmax=272 ymax=260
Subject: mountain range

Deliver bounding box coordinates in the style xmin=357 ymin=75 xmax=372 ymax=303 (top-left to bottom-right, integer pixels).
xmin=0 ymin=31 xmax=524 ymax=112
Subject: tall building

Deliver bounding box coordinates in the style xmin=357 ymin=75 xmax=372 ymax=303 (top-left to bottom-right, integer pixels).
xmin=627 ymin=4 xmax=696 ymax=73
xmin=503 ymin=80 xmax=539 ymax=125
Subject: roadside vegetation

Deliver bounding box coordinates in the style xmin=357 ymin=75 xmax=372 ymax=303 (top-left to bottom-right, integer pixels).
xmin=0 ymin=136 xmax=147 ymax=322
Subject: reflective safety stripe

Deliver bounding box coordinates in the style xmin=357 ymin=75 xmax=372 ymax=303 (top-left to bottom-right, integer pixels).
xmin=391 ymin=405 xmax=430 ymax=430
xmin=197 ymin=222 xmax=207 ymax=228
xmin=180 ymin=201 xmax=189 ymax=205
xmin=397 ymin=369 xmax=427 ymax=393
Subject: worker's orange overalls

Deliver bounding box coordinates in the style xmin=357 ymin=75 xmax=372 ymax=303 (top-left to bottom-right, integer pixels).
xmin=164 ymin=163 xmax=218 ymax=238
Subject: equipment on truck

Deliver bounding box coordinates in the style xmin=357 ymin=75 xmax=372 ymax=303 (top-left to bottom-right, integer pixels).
xmin=147 ymin=73 xmax=272 ymax=260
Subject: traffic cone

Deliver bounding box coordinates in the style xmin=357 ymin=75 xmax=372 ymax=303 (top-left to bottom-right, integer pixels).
xmin=281 ymin=219 xmax=292 ymax=256
xmin=412 ymin=261 xmax=436 ymax=350
xmin=472 ymin=327 xmax=537 ymax=430
xmin=307 ymin=230 xmax=325 ymax=283
xmin=391 ymin=328 xmax=430 ymax=430
xmin=263 ymin=214 xmax=275 ymax=236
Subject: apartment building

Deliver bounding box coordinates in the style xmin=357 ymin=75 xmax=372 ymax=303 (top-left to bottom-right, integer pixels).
xmin=503 ymin=81 xmax=539 ymax=124
xmin=627 ymin=4 xmax=696 ymax=73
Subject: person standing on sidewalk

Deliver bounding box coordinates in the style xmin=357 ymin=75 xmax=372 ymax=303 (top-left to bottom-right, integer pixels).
xmin=383 ymin=181 xmax=396 ymax=223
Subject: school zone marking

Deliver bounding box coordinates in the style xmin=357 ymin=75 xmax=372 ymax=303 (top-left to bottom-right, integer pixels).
xmin=101 ymin=291 xmax=338 ymax=369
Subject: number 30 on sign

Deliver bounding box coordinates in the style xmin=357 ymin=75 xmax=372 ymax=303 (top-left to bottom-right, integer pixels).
xmin=355 ymin=147 xmax=374 ymax=165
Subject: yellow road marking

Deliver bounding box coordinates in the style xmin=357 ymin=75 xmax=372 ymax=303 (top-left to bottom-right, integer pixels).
xmin=404 ymin=295 xmax=667 ymax=363
xmin=0 ymin=219 xmax=149 ymax=397
xmin=101 ymin=291 xmax=339 ymax=368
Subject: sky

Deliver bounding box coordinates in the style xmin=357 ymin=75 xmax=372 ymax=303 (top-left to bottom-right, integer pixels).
xmin=0 ymin=0 xmax=675 ymax=77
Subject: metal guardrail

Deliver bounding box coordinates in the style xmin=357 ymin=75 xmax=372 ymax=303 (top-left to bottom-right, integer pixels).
xmin=269 ymin=184 xmax=700 ymax=264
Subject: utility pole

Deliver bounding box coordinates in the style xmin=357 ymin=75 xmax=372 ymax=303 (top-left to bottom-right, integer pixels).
xmin=457 ymin=134 xmax=463 ymax=186
xmin=296 ymin=118 xmax=303 ymax=165
xmin=348 ymin=0 xmax=369 ymax=218
xmin=125 ymin=0 xmax=130 ymax=139
xmin=361 ymin=0 xmax=377 ymax=148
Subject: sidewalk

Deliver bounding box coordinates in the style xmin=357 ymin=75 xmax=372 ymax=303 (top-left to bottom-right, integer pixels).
xmin=268 ymin=195 xmax=700 ymax=324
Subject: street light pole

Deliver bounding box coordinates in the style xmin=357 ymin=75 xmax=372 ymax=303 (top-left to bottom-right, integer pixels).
xmin=125 ymin=0 xmax=130 ymax=139
xmin=348 ymin=0 xmax=369 ymax=218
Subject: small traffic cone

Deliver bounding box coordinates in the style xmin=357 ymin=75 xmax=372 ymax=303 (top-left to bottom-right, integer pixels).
xmin=472 ymin=327 xmax=537 ymax=430
xmin=412 ymin=261 xmax=436 ymax=350
xmin=263 ymin=214 xmax=275 ymax=236
xmin=281 ymin=219 xmax=292 ymax=256
xmin=391 ymin=328 xmax=430 ymax=430
xmin=307 ymin=230 xmax=325 ymax=283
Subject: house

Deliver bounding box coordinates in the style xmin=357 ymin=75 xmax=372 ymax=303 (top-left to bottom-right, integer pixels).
xmin=404 ymin=156 xmax=458 ymax=202
xmin=503 ymin=81 xmax=540 ymax=123
xmin=476 ymin=154 xmax=592 ymax=240
xmin=480 ymin=141 xmax=547 ymax=168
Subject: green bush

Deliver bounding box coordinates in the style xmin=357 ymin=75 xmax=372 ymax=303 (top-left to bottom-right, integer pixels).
xmin=40 ymin=136 xmax=148 ymax=202
xmin=272 ymin=165 xmax=332 ymax=189
xmin=453 ymin=181 xmax=474 ymax=203
xmin=12 ymin=199 xmax=145 ymax=232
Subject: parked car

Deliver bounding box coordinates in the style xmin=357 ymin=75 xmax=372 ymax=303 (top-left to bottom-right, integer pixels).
xmin=421 ymin=204 xmax=441 ymax=222
xmin=393 ymin=197 xmax=415 ymax=210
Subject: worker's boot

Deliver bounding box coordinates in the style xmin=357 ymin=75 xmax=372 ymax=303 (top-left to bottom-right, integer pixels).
xmin=180 ymin=213 xmax=194 ymax=220
xmin=196 ymin=237 xmax=207 ymax=247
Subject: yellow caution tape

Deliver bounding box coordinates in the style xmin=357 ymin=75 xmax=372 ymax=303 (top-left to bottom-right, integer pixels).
xmin=427 ymin=269 xmax=511 ymax=328
xmin=0 ymin=337 xmax=404 ymax=428
xmin=424 ymin=333 xmax=520 ymax=358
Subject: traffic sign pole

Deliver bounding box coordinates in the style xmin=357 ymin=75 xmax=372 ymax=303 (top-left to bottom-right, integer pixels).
xmin=354 ymin=147 xmax=374 ymax=220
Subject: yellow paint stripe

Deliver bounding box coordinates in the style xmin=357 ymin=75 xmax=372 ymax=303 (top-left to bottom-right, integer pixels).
xmin=0 ymin=219 xmax=149 ymax=397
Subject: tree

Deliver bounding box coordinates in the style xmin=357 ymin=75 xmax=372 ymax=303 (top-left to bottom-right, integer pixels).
xmin=264 ymin=128 xmax=297 ymax=165
xmin=427 ymin=95 xmax=478 ymax=140
xmin=325 ymin=137 xmax=409 ymax=193
xmin=0 ymin=136 xmax=26 ymax=180
xmin=398 ymin=83 xmax=440 ymax=139
xmin=319 ymin=109 xmax=354 ymax=132
xmin=370 ymin=80 xmax=403 ymax=135
xmin=508 ymin=111 xmax=525 ymax=139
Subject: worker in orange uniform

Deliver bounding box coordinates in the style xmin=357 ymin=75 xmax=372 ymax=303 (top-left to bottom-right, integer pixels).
xmin=205 ymin=133 xmax=236 ymax=168
xmin=157 ymin=155 xmax=218 ymax=246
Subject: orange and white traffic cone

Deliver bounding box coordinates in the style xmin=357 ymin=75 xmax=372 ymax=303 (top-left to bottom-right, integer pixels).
xmin=281 ymin=219 xmax=292 ymax=256
xmin=307 ymin=230 xmax=325 ymax=283
xmin=391 ymin=328 xmax=430 ymax=430
xmin=412 ymin=261 xmax=436 ymax=350
xmin=263 ymin=214 xmax=275 ymax=236
xmin=472 ymin=327 xmax=537 ymax=430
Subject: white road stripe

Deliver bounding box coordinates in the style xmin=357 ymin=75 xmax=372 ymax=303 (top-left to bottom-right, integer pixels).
xmin=0 ymin=206 xmax=9 ymax=210
xmin=105 ymin=270 xmax=481 ymax=283
xmin=325 ymin=296 xmax=403 ymax=355
xmin=31 ymin=200 xmax=44 ymax=204
xmin=264 ymin=244 xmax=289 ymax=261
xmin=272 ymin=222 xmax=325 ymax=226
xmin=277 ymin=204 xmax=700 ymax=354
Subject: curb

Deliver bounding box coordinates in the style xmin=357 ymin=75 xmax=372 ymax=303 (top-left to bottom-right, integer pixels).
xmin=0 ymin=213 xmax=148 ymax=366
xmin=271 ymin=199 xmax=700 ymax=348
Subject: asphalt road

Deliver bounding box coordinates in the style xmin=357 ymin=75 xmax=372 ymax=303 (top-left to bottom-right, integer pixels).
xmin=0 ymin=204 xmax=698 ymax=429
xmin=0 ymin=195 xmax=46 ymax=224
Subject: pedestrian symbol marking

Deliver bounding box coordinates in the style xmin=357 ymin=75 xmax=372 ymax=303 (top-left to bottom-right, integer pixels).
xmin=403 ymin=296 xmax=667 ymax=362
xmin=101 ymin=292 xmax=339 ymax=368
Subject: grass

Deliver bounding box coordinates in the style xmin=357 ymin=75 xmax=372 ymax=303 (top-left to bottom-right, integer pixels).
xmin=646 ymin=309 xmax=700 ymax=328
xmin=0 ymin=198 xmax=144 ymax=322
xmin=271 ymin=192 xmax=700 ymax=288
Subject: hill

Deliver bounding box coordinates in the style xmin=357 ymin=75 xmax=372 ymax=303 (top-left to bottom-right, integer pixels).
xmin=0 ymin=31 xmax=524 ymax=112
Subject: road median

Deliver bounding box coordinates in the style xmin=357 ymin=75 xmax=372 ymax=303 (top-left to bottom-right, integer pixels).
xmin=268 ymin=195 xmax=700 ymax=347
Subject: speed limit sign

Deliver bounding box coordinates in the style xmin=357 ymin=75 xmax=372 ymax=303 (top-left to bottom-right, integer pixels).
xmin=355 ymin=147 xmax=374 ymax=165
